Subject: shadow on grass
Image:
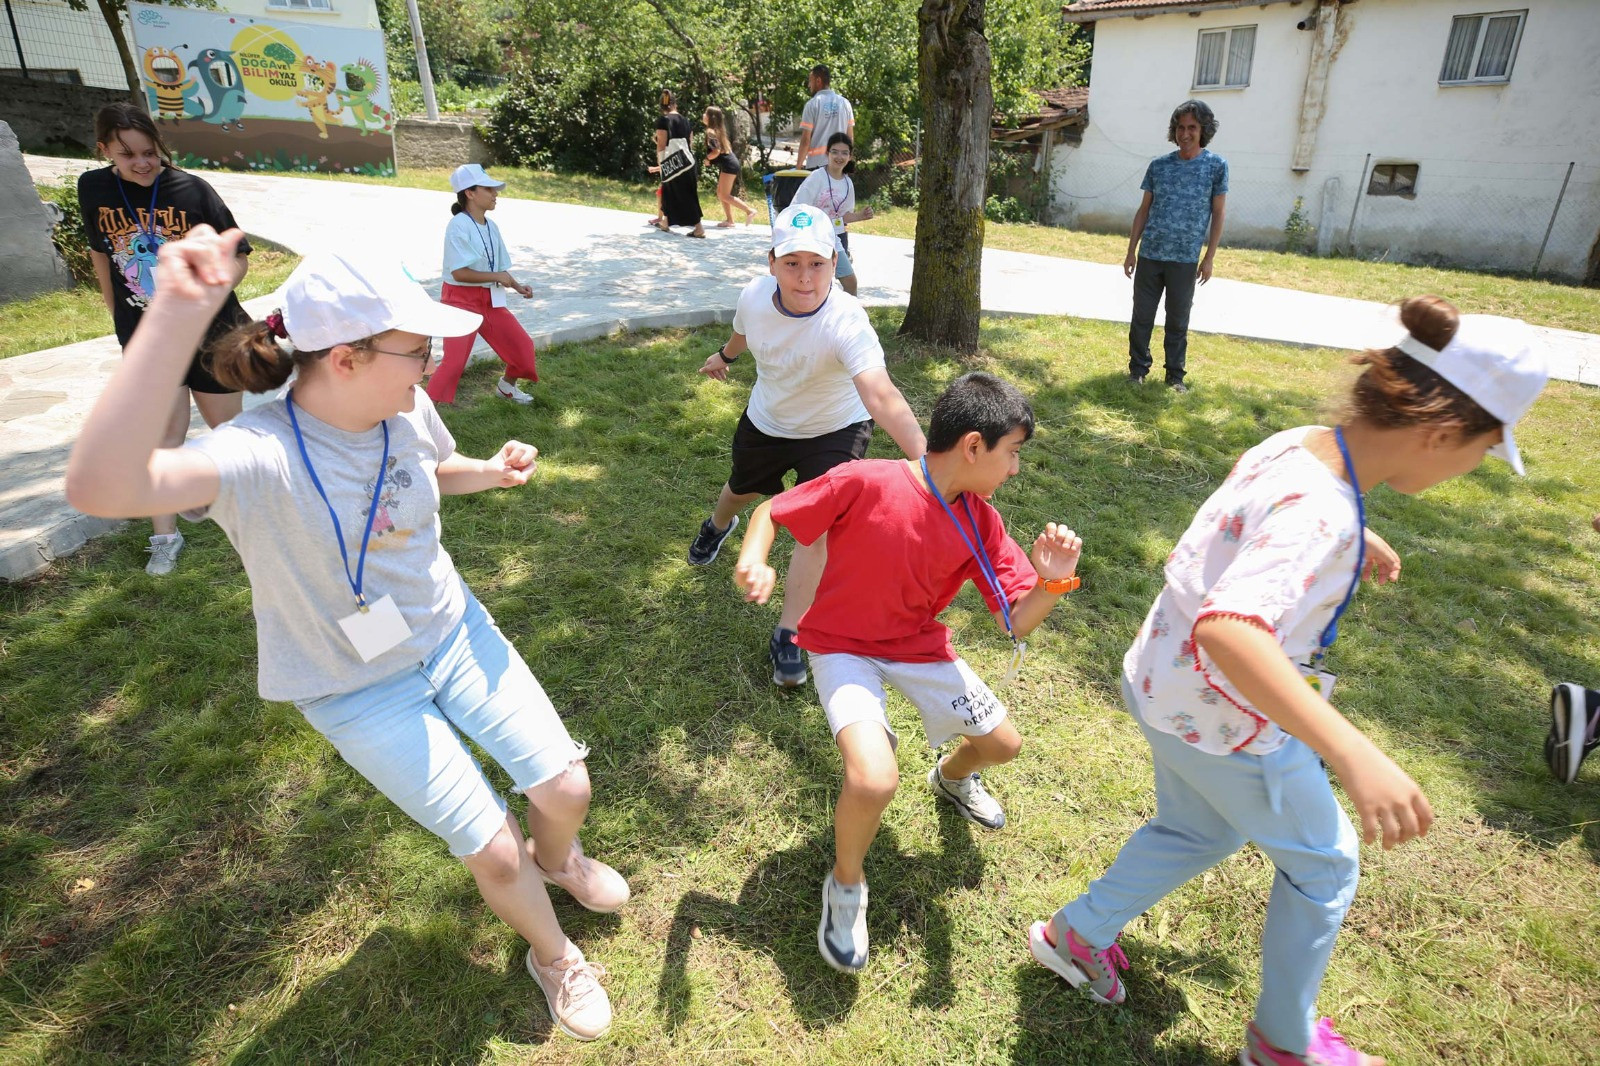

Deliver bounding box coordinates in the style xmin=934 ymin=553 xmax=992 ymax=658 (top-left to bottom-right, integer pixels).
xmin=657 ymin=812 xmax=985 ymax=1031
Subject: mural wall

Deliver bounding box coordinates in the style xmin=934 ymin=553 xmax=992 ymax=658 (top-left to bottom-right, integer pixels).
xmin=128 ymin=2 xmax=395 ymax=176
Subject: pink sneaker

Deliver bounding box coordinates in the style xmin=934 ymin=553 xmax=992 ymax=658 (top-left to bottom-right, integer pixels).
xmin=1028 ymin=918 xmax=1129 ymax=1005
xmin=526 ymin=945 xmax=611 ymax=1041
xmin=1240 ymin=1019 xmax=1385 ymax=1066
xmin=537 ymin=838 xmax=630 ymax=913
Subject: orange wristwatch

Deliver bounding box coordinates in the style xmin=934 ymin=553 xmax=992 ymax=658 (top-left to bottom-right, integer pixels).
xmin=1043 ymin=575 xmax=1081 ymax=595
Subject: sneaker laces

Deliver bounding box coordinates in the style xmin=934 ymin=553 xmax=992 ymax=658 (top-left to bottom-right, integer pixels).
xmin=554 ymin=957 xmax=608 ymax=1012
xmin=1092 ymin=939 xmax=1129 ymax=978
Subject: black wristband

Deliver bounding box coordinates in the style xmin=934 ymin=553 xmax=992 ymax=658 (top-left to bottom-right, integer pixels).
xmin=717 ymin=345 xmax=736 ymax=364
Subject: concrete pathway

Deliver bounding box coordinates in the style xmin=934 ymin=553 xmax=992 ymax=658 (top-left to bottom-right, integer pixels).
xmin=4 ymin=155 xmax=1598 ymax=580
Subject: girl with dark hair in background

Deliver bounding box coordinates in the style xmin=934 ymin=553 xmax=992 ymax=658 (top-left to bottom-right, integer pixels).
xmin=702 ymin=105 xmax=755 ymax=227
xmin=78 ymin=101 xmax=252 ymax=575
xmin=791 ymin=132 xmax=875 ymax=296
xmin=1031 ymin=296 xmax=1549 ymax=1066
xmin=653 ymin=89 xmax=705 ymax=238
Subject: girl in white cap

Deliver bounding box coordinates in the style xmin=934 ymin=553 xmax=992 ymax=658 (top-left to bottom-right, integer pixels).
xmin=426 ymin=163 xmax=540 ymax=406
xmin=1028 ymin=295 xmax=1548 ymax=1066
xmin=65 ymin=226 xmax=625 ymax=1043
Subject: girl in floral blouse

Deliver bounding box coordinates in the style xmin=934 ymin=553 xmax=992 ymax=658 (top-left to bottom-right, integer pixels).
xmin=1029 ymin=296 xmax=1549 ymax=1066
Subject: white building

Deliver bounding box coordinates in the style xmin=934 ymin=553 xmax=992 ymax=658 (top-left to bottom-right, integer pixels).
xmin=1053 ymin=0 xmax=1600 ymax=281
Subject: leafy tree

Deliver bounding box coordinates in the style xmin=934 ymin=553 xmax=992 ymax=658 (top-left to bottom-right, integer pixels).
xmin=377 ymin=0 xmax=508 ymax=83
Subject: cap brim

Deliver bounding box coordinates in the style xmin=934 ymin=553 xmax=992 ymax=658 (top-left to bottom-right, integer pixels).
xmin=392 ymin=300 xmax=483 ymax=339
xmin=772 ymin=238 xmax=837 ymax=259
xmin=1490 ymin=426 xmax=1526 ymax=476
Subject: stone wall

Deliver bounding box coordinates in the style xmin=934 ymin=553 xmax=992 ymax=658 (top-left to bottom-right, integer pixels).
xmin=0 ymin=122 xmax=72 ymax=302
xmin=394 ymin=116 xmax=494 ymax=171
xmin=0 ymin=76 xmax=132 ymax=155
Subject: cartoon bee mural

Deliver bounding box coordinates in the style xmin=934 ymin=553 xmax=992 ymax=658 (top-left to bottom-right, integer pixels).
xmin=141 ymin=46 xmax=201 ymax=124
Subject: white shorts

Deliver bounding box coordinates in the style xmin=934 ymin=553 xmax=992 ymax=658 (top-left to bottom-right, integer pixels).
xmin=810 ymin=652 xmax=1008 ymax=750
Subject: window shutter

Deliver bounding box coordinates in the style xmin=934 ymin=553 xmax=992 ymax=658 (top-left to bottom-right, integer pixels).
xmin=1225 ymin=26 xmax=1255 ymax=86
xmin=1440 ymin=15 xmax=1481 ymax=82
xmin=1476 ymin=14 xmax=1520 ymax=78
xmin=1195 ymin=31 xmax=1225 ymax=87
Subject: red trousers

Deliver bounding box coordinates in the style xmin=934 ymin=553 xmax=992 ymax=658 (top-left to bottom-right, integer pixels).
xmin=425 ymin=283 xmax=539 ymax=404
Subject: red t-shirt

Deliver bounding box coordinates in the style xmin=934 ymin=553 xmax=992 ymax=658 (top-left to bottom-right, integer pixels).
xmin=770 ymin=458 xmax=1039 ymax=662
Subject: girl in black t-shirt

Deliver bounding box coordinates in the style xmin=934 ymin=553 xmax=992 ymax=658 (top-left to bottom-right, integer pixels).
xmin=78 ymin=102 xmax=252 ymax=575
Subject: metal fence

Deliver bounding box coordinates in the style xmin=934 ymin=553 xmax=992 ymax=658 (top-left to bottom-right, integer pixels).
xmin=1050 ymin=136 xmax=1600 ymax=283
xmin=1 ymin=0 xmax=130 ymax=91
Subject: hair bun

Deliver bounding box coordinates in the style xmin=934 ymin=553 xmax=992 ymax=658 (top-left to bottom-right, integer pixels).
xmin=1397 ymin=294 xmax=1460 ymax=351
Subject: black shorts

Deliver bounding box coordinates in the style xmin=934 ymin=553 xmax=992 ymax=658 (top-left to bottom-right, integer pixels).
xmin=714 ymin=153 xmax=741 ymax=176
xmin=727 ymin=410 xmax=874 ymax=496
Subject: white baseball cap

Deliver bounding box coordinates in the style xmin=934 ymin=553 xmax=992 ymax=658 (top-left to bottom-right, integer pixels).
xmin=1395 ymin=314 xmax=1549 ymax=475
xmin=280 ymin=250 xmax=482 ymax=351
xmin=449 ymin=163 xmax=506 ymax=193
xmin=772 ymin=204 xmax=837 ymax=259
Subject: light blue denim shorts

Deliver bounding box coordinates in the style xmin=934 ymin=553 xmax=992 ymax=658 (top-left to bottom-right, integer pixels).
xmin=296 ymin=592 xmax=586 ymax=857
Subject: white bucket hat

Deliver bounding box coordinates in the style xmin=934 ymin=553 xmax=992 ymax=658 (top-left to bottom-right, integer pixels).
xmin=771 ymin=204 xmax=837 ymax=259
xmin=449 ymin=163 xmax=506 ymax=193
xmin=1395 ymin=314 xmax=1549 ymax=475
xmin=279 ymin=250 xmax=481 ymax=351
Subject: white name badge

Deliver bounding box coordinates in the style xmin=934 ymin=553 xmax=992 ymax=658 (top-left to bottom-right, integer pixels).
xmin=337 ymin=594 xmax=413 ymax=662
xmin=1297 ymin=663 xmax=1338 ymax=699
xmin=999 ymin=641 xmax=1027 ymax=687
xmin=490 ymin=284 xmax=508 ymax=309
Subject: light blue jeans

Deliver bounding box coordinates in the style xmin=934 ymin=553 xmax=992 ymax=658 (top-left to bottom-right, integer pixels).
xmin=1058 ymin=679 xmax=1360 ymax=1055
xmin=296 ymin=593 xmax=586 ymax=858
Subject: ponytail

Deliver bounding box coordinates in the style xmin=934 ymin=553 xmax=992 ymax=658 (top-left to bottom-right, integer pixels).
xmin=208 ymin=313 xmax=331 ymax=393
xmin=451 ymin=190 xmax=469 ymax=216
xmin=660 ymin=88 xmax=676 ymax=111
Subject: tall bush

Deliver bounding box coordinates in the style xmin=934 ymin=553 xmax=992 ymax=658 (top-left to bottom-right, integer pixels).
xmin=37 ymin=184 xmax=93 ymax=286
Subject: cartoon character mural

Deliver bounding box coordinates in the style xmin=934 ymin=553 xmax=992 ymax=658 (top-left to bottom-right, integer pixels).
xmin=188 ymin=47 xmax=247 ymax=131
xmin=294 ymin=55 xmax=341 ymax=139
xmin=141 ymin=46 xmax=202 ymax=123
xmin=337 ymin=60 xmax=394 ymax=136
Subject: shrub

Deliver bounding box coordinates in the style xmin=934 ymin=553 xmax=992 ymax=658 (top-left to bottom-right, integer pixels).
xmin=37 ymin=183 xmax=94 ymax=286
xmin=1284 ymin=195 xmax=1313 ymax=254
xmin=487 ymin=63 xmax=662 ymax=180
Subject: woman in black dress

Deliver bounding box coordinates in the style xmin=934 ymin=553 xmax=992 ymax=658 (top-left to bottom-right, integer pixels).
xmin=653 ymin=90 xmax=705 ymax=238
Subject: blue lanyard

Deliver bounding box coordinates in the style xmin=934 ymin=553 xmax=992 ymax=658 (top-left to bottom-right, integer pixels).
xmin=1315 ymin=426 xmax=1367 ymax=662
xmin=472 ymin=217 xmax=496 ymax=272
xmin=285 ymin=391 xmax=391 ymax=612
xmin=919 ymin=456 xmax=1015 ymax=643
xmin=115 ymin=169 xmax=163 ymax=248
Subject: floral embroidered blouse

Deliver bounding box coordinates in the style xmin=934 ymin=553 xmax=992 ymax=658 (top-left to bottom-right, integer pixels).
xmin=1123 ymin=427 xmax=1362 ymax=756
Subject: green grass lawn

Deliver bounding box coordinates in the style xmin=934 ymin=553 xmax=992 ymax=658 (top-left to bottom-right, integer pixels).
xmin=0 ymin=223 xmax=301 ymax=361
xmin=3 ymin=315 xmax=1596 ymax=1064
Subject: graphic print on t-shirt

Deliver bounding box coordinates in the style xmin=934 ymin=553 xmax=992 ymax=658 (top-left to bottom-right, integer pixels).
xmin=361 ymin=456 xmax=418 ymax=546
xmin=95 ymin=203 xmax=201 ymax=308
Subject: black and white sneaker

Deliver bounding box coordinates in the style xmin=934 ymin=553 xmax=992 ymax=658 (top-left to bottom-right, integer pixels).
xmin=770 ymin=627 xmax=807 ymax=687
xmin=1546 ymin=683 xmax=1600 ymax=785
xmin=817 ymin=872 xmax=868 ymax=972
xmin=687 ymin=514 xmax=738 ymax=566
xmin=927 ymin=763 xmax=1007 ymax=829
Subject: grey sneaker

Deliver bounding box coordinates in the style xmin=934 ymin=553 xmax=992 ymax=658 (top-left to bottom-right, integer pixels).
xmin=144 ymin=532 xmax=185 ymax=576
xmin=1028 ymin=918 xmax=1128 ymax=1006
xmin=526 ymin=944 xmax=612 ymax=1041
xmin=817 ymin=872 xmax=868 ymax=973
xmin=927 ymin=762 xmax=1006 ymax=829
xmin=770 ymin=627 xmax=807 ymax=687
xmin=687 ymin=514 xmax=738 ymax=566
xmin=496 ymin=378 xmax=534 ymax=404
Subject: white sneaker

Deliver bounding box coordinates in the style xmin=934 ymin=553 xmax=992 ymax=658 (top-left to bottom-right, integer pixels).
xmin=144 ymin=532 xmax=185 ymax=576
xmin=927 ymin=762 xmax=1006 ymax=829
xmin=817 ymin=872 xmax=868 ymax=972
xmin=496 ymin=378 xmax=534 ymax=404
xmin=526 ymin=944 xmax=612 ymax=1041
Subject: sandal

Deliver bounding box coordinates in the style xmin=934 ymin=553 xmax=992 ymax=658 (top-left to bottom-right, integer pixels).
xmin=687 ymin=229 xmax=706 ymax=238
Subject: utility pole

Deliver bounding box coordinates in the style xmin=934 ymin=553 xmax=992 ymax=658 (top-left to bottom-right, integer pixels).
xmin=404 ymin=0 xmax=439 ymax=120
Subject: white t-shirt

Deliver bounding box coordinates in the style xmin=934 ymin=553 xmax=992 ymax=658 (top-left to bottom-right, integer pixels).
xmin=732 ymin=275 xmax=884 ymax=439
xmin=187 ymin=391 xmax=468 ymax=703
xmin=799 ymin=89 xmax=855 ymax=169
xmin=791 ymin=168 xmax=855 ymax=235
xmin=1123 ymin=427 xmax=1363 ymax=756
xmin=442 ymin=211 xmax=505 ymax=287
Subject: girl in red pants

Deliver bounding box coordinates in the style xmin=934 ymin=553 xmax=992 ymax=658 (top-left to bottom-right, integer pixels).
xmin=427 ymin=164 xmax=539 ymax=406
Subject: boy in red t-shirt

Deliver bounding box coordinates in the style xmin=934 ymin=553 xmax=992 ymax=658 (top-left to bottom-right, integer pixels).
xmin=732 ymin=372 xmax=1084 ymax=973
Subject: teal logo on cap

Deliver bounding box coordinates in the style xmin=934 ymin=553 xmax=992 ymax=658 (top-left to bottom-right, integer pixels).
xmin=792 ymin=212 xmax=814 ymax=228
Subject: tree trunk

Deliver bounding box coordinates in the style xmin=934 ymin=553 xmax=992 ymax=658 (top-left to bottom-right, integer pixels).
xmin=899 ymin=0 xmax=990 ymax=353
xmin=93 ymin=0 xmax=142 ymax=101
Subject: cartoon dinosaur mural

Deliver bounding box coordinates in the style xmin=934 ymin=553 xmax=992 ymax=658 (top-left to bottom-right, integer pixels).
xmin=188 ymin=47 xmax=247 ymax=131
xmin=141 ymin=47 xmax=201 ymax=123
xmin=294 ymin=55 xmax=341 ymax=139
xmin=336 ymin=60 xmax=393 ymax=136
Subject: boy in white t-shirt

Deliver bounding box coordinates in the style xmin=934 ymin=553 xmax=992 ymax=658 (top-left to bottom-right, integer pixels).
xmin=691 ymin=204 xmax=925 ymax=688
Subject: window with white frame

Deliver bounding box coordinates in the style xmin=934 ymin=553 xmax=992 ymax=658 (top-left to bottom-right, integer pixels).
xmin=267 ymin=0 xmax=335 ymax=11
xmin=1439 ymin=10 xmax=1525 ymax=84
xmin=1193 ymin=25 xmax=1255 ymax=89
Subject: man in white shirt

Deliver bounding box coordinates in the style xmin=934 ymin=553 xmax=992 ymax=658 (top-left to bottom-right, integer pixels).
xmin=688 ymin=204 xmax=924 ymax=688
xmin=795 ymin=65 xmax=856 ymax=171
